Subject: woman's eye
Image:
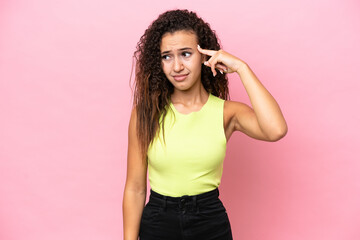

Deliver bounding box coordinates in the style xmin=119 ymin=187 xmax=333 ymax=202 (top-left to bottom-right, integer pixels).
xmin=182 ymin=52 xmax=191 ymax=57
xmin=162 ymin=55 xmax=170 ymax=60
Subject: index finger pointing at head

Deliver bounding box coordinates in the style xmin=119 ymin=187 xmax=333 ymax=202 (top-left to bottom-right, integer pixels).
xmin=197 ymin=45 xmax=216 ymax=56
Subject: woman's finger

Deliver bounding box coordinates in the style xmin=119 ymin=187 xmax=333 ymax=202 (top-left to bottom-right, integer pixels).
xmin=211 ymin=61 xmax=217 ymax=76
xmin=205 ymin=61 xmax=227 ymax=75
xmin=197 ymin=45 xmax=216 ymax=57
xmin=204 ymin=60 xmax=217 ymax=77
xmin=198 ymin=46 xmax=228 ymax=75
xmin=215 ymin=63 xmax=228 ymax=74
xmin=215 ymin=63 xmax=227 ymax=70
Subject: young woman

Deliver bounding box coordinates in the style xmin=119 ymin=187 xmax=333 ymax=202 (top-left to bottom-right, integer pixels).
xmin=123 ymin=9 xmax=287 ymax=240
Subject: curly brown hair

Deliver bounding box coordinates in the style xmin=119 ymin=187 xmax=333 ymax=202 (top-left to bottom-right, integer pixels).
xmin=132 ymin=9 xmax=230 ymax=160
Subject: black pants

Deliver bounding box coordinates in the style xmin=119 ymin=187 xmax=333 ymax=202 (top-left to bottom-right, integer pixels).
xmin=139 ymin=188 xmax=233 ymax=240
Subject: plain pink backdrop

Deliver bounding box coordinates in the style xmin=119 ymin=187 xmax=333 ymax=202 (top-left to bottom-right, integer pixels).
xmin=1 ymin=0 xmax=359 ymax=239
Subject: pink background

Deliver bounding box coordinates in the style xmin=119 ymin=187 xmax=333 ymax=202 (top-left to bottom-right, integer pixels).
xmin=1 ymin=0 xmax=359 ymax=239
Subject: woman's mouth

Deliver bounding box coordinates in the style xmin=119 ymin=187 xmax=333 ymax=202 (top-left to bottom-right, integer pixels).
xmin=173 ymin=74 xmax=188 ymax=81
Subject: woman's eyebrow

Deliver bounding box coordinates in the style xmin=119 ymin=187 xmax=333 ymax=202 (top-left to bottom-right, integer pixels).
xmin=178 ymin=47 xmax=192 ymax=51
xmin=161 ymin=47 xmax=193 ymax=55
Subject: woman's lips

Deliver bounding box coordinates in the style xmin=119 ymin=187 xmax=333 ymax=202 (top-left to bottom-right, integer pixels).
xmin=173 ymin=74 xmax=188 ymax=81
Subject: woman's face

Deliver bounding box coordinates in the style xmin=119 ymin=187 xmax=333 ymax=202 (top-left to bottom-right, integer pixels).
xmin=160 ymin=30 xmax=204 ymax=92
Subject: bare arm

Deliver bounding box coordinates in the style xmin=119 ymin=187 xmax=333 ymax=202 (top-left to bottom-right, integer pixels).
xmin=198 ymin=46 xmax=287 ymax=141
xmin=228 ymin=63 xmax=287 ymax=141
xmin=123 ymin=108 xmax=148 ymax=240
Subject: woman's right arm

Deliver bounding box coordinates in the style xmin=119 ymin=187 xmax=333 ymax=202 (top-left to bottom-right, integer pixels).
xmin=123 ymin=108 xmax=147 ymax=240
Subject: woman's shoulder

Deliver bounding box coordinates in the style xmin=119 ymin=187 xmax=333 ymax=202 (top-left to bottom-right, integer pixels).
xmin=210 ymin=94 xmax=249 ymax=117
xmin=224 ymin=99 xmax=252 ymax=119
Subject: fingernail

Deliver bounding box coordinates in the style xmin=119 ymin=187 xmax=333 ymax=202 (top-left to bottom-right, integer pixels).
xmin=204 ymin=61 xmax=208 ymax=66
xmin=197 ymin=44 xmax=200 ymax=49
xmin=219 ymin=70 xmax=223 ymax=74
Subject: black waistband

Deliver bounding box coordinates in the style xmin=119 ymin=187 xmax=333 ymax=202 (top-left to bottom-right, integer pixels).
xmin=150 ymin=188 xmax=219 ymax=203
xmin=149 ymin=188 xmax=220 ymax=212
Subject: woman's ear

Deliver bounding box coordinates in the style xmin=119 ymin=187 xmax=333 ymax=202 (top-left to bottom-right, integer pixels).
xmin=201 ymin=54 xmax=206 ymax=63
xmin=198 ymin=44 xmax=207 ymax=63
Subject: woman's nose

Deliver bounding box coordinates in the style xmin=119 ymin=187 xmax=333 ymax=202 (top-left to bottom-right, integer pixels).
xmin=173 ymin=56 xmax=184 ymax=72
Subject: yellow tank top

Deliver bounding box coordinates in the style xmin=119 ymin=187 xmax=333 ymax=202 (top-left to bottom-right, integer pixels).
xmin=147 ymin=93 xmax=227 ymax=197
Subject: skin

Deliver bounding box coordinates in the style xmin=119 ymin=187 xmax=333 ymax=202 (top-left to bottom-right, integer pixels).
xmin=160 ymin=30 xmax=209 ymax=114
xmin=123 ymin=30 xmax=288 ymax=240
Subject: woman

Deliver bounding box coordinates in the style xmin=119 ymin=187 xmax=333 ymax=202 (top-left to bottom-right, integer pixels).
xmin=123 ymin=9 xmax=287 ymax=240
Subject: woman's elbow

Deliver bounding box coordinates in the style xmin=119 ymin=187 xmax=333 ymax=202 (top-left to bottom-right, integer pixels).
xmin=267 ymin=124 xmax=288 ymax=142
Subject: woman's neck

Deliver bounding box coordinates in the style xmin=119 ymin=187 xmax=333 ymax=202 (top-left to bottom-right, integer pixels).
xmin=170 ymin=84 xmax=209 ymax=109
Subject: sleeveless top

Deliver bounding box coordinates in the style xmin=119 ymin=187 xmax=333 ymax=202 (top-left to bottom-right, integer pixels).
xmin=147 ymin=93 xmax=227 ymax=197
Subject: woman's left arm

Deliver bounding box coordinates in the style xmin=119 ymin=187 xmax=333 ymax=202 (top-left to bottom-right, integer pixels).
xmin=198 ymin=45 xmax=288 ymax=141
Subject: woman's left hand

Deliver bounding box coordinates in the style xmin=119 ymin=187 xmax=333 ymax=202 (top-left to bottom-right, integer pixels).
xmin=197 ymin=45 xmax=245 ymax=77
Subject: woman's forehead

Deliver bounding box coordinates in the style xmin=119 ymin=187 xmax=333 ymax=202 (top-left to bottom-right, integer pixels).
xmin=160 ymin=30 xmax=198 ymax=51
